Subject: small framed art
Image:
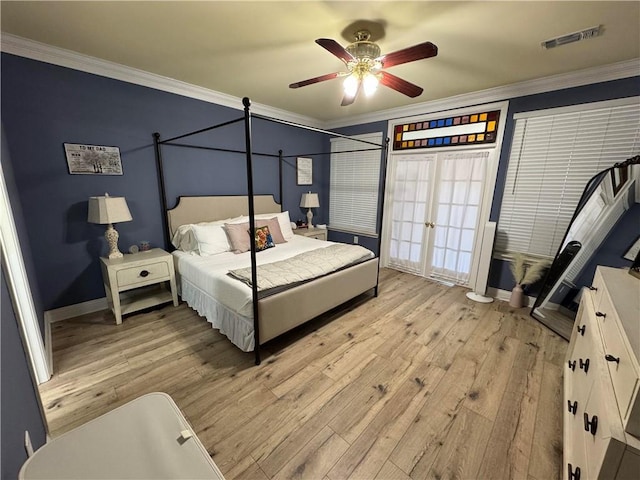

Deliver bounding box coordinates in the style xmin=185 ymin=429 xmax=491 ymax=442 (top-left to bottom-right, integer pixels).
xmin=296 ymin=157 xmax=312 ymax=185
xmin=64 ymin=143 xmax=123 ymax=175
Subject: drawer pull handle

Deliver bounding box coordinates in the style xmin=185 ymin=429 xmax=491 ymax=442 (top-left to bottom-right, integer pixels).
xmin=595 ymin=311 xmax=606 ymax=319
xmin=140 ymin=270 xmax=150 ymax=278
xmin=588 ymin=286 xmax=597 ymax=292
xmin=583 ymin=413 xmax=598 ymax=435
xmin=579 ymin=358 xmax=590 ymax=374
xmin=568 ymin=463 xmax=581 ymax=480
xmin=567 ymin=400 xmax=578 ymax=415
xmin=568 ymin=360 xmax=576 ymax=371
xmin=605 ymin=354 xmax=620 ymax=364
xmin=577 ymin=325 xmax=586 ymax=336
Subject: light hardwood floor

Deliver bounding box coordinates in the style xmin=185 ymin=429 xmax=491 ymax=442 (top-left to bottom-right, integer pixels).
xmin=39 ymin=268 xmax=567 ymax=480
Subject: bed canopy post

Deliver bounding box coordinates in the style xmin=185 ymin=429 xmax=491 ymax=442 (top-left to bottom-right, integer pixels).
xmin=374 ymin=137 xmax=391 ymax=297
xmin=278 ymin=150 xmax=284 ymax=206
xmin=243 ymin=97 xmax=262 ymax=365
xmin=153 ymin=132 xmax=171 ymax=249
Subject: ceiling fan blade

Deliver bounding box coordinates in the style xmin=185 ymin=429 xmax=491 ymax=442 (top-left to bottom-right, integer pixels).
xmin=289 ymin=72 xmax=343 ymax=89
xmin=379 ymin=72 xmax=423 ymax=98
xmin=379 ymin=41 xmax=438 ymax=68
xmin=316 ymin=38 xmax=355 ymax=64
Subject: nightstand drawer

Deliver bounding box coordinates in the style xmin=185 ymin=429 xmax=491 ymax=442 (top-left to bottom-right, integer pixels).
xmin=116 ymin=261 xmax=170 ymax=288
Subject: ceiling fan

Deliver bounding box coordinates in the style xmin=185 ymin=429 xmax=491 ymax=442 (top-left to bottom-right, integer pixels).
xmin=289 ymin=29 xmax=438 ymax=106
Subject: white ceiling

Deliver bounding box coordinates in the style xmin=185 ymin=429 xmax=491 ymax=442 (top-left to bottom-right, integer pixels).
xmin=1 ymin=1 xmax=639 ymax=123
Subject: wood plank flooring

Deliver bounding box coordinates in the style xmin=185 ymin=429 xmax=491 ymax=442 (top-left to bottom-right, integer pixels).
xmin=39 ymin=268 xmax=567 ymax=480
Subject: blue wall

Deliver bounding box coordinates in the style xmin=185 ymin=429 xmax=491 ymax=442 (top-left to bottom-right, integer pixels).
xmin=1 ymin=268 xmax=47 ymax=478
xmin=1 ymin=53 xmax=326 ymax=311
xmin=2 ymin=51 xmax=639 ymax=312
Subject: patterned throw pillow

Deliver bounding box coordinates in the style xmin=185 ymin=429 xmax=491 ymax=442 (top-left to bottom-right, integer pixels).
xmin=253 ymin=225 xmax=275 ymax=252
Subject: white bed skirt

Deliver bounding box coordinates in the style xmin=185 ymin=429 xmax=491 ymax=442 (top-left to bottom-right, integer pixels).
xmin=180 ymin=277 xmax=255 ymax=352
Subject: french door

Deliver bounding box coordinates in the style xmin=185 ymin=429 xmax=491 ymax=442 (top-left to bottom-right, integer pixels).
xmin=385 ymin=150 xmax=489 ymax=286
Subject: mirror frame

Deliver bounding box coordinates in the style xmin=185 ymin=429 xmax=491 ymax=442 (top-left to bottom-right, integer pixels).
xmin=530 ymin=155 xmax=640 ymax=339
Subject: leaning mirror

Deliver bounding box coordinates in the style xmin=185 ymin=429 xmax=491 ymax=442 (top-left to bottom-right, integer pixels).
xmin=531 ymin=155 xmax=640 ymax=339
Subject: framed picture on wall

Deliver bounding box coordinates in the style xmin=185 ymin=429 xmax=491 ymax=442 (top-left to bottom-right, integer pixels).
xmin=64 ymin=143 xmax=123 ymax=175
xmin=296 ymin=157 xmax=312 ymax=185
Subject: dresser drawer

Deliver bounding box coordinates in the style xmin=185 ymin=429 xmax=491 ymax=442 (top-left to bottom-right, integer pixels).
xmin=116 ymin=261 xmax=170 ymax=288
xmin=595 ymin=288 xmax=640 ymax=436
xmin=566 ymin=299 xmax=599 ymax=406
xmin=582 ymin=377 xmax=626 ymax=479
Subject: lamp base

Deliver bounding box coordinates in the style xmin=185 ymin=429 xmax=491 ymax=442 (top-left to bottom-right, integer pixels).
xmin=105 ymin=224 xmax=124 ymax=259
xmin=306 ymin=209 xmax=313 ymax=228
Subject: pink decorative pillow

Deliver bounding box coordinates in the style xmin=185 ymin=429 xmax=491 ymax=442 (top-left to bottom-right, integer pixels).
xmin=224 ymin=222 xmax=251 ymax=253
xmin=256 ymin=217 xmax=286 ymax=244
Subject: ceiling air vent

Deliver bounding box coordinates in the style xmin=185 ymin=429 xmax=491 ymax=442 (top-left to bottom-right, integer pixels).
xmin=541 ymin=25 xmax=602 ymax=49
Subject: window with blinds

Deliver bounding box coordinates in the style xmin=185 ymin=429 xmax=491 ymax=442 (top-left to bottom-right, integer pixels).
xmin=496 ymin=97 xmax=640 ymax=258
xmin=329 ymin=132 xmax=383 ymax=235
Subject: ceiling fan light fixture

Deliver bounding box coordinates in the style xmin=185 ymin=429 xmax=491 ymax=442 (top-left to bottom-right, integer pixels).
xmin=343 ymin=74 xmax=359 ymax=98
xmin=363 ymin=73 xmax=379 ymax=97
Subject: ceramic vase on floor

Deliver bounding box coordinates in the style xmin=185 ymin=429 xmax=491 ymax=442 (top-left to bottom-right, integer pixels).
xmin=509 ymin=283 xmax=524 ymax=308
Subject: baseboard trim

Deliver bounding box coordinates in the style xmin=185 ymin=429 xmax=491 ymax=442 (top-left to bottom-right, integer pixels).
xmin=44 ymin=297 xmax=108 ymax=323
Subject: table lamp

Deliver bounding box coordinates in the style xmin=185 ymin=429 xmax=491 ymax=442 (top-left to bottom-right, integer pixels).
xmin=300 ymin=192 xmax=319 ymax=228
xmin=88 ymin=193 xmax=132 ymax=259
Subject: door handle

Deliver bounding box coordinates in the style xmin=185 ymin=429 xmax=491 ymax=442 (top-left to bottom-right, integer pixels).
xmin=424 ymin=221 xmax=435 ymax=228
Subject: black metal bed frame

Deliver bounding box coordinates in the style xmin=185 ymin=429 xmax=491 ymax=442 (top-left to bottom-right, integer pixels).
xmin=153 ymin=97 xmax=389 ymax=365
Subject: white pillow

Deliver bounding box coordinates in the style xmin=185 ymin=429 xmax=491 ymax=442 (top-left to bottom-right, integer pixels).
xmin=191 ymin=223 xmax=232 ymax=256
xmin=171 ymin=217 xmax=243 ymax=254
xmin=171 ymin=224 xmax=199 ymax=253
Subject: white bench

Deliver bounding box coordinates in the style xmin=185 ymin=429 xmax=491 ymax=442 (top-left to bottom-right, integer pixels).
xmin=20 ymin=392 xmax=224 ymax=479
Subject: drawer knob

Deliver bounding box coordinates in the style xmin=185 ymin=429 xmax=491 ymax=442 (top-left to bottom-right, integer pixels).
xmin=576 ymin=325 xmax=586 ymax=336
xmin=579 ymin=358 xmax=590 ymax=374
xmin=583 ymin=413 xmax=598 ymax=435
xmin=595 ymin=311 xmax=606 ymax=319
xmin=568 ymin=463 xmax=581 ymax=480
xmin=604 ymin=354 xmax=620 ymax=364
xmin=140 ymin=270 xmax=150 ymax=277
xmin=567 ymin=400 xmax=578 ymax=415
xmin=568 ymin=360 xmax=576 ymax=371
xmin=588 ymin=286 xmax=597 ymax=292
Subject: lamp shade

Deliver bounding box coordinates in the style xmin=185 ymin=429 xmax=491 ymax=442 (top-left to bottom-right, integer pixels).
xmin=87 ymin=194 xmax=132 ymax=225
xmin=300 ymin=192 xmax=319 ymax=209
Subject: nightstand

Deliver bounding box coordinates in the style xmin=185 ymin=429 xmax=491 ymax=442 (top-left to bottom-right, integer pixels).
xmin=99 ymin=248 xmax=179 ymax=325
xmin=294 ymin=227 xmax=328 ymax=241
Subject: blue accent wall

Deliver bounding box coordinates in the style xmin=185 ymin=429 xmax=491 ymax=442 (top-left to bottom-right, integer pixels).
xmin=1 ymin=53 xmax=326 ymax=310
xmin=2 ymin=50 xmax=639 ymax=312
xmin=1 ymin=269 xmax=47 ymax=478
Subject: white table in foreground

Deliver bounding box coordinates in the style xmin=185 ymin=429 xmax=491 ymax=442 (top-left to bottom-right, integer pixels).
xmin=19 ymin=392 xmax=225 ymax=479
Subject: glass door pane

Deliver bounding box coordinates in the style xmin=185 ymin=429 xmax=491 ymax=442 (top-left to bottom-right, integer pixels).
xmin=387 ymin=154 xmax=435 ymax=274
xmin=428 ymin=151 xmax=489 ymax=285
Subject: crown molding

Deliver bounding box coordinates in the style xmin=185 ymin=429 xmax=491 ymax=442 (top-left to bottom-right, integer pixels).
xmin=0 ymin=33 xmax=323 ymax=128
xmin=3 ymin=33 xmax=638 ymax=131
xmin=325 ymin=58 xmax=640 ymax=129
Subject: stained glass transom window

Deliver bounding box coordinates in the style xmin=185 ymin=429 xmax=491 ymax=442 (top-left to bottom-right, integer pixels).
xmin=393 ymin=110 xmax=500 ymax=151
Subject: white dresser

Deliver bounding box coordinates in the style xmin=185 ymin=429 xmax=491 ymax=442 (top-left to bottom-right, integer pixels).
xmin=564 ymin=266 xmax=640 ymax=479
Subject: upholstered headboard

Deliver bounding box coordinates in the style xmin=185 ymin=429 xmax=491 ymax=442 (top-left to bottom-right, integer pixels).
xmin=166 ymin=195 xmax=281 ymax=237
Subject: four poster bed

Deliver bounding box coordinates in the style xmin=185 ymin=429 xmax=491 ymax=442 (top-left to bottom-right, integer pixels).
xmin=153 ymin=98 xmax=388 ymax=364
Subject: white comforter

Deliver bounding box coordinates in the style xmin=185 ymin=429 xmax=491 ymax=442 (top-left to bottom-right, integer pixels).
xmin=173 ymin=235 xmax=363 ymax=317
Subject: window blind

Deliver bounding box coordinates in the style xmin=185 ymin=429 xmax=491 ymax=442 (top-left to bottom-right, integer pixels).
xmin=329 ymin=133 xmax=383 ymax=235
xmin=496 ymin=99 xmax=640 ymax=258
